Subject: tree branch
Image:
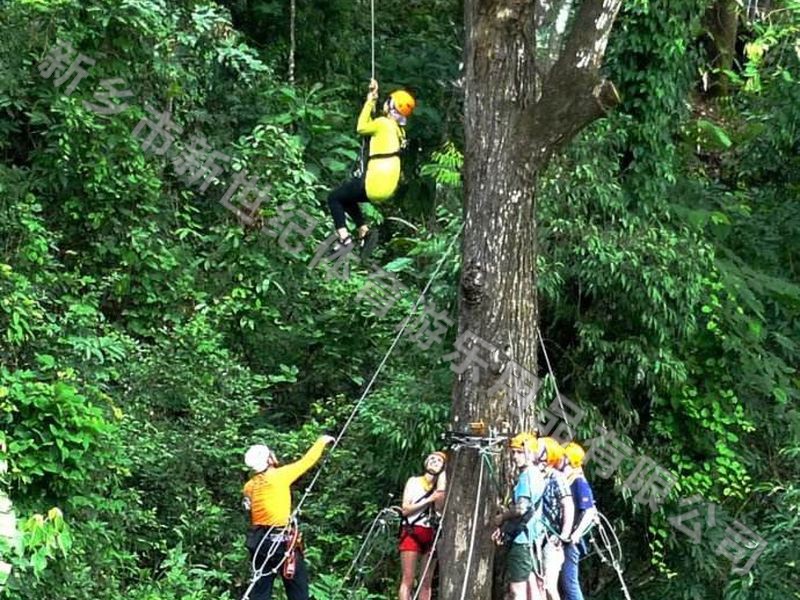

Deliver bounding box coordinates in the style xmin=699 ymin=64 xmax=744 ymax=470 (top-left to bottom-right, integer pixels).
xmin=520 ymin=0 xmax=624 ymax=159
xmin=559 ymin=0 xmax=624 ymax=74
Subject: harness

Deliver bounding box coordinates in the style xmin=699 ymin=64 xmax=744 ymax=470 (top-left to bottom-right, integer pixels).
xmin=243 ymin=483 xmax=304 ymax=581
xmin=398 ymin=483 xmax=438 ymax=549
xmin=352 ymin=119 xmax=407 ymax=179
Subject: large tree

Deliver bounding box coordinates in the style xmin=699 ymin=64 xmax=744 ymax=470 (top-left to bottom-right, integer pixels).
xmin=439 ymin=1 xmax=623 ymax=598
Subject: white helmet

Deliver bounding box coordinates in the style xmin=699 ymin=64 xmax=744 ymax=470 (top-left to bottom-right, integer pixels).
xmin=244 ymin=444 xmax=272 ymax=473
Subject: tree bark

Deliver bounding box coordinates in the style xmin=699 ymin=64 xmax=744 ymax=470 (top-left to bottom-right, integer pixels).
xmin=704 ymin=0 xmax=738 ymax=98
xmin=438 ymin=1 xmax=623 ymax=599
xmin=289 ymin=0 xmax=296 ymax=85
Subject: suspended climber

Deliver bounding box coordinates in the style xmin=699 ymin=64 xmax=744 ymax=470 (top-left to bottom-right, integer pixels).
xmin=241 ymin=435 xmax=335 ymax=600
xmin=327 ymin=78 xmax=416 ymax=253
xmin=395 ymin=451 xmax=447 ymax=600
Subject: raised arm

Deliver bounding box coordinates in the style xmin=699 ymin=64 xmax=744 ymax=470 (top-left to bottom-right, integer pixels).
xmin=356 ymin=78 xmax=380 ymax=136
xmin=275 ymin=436 xmax=333 ymax=484
xmin=356 ymin=98 xmax=379 ymax=136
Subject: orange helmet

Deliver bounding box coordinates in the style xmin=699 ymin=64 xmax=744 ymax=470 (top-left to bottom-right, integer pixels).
xmin=389 ymin=89 xmax=416 ymax=118
xmin=539 ymin=437 xmax=566 ymax=468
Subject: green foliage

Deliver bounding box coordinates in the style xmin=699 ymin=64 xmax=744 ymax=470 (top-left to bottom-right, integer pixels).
xmin=535 ymin=0 xmax=800 ymax=597
xmin=0 ymin=369 xmax=113 ymax=495
xmin=0 ymin=0 xmax=797 ymax=598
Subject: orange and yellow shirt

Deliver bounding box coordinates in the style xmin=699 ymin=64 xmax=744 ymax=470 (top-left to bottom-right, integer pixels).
xmin=243 ymin=439 xmax=326 ymax=527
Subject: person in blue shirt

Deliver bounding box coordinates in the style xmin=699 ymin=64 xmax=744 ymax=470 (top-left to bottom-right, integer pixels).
xmin=559 ymin=442 xmax=597 ymax=600
xmin=492 ymin=433 xmax=546 ymax=600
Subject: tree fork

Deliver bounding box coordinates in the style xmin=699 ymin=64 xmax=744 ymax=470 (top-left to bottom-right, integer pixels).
xmin=439 ymin=0 xmax=623 ymax=598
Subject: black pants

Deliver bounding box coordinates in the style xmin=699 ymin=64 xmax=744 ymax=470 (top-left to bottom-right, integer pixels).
xmin=327 ymin=177 xmax=368 ymax=230
xmin=246 ymin=530 xmax=309 ymax=600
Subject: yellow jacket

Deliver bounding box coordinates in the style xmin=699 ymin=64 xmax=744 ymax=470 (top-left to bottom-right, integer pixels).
xmin=243 ymin=439 xmax=326 ymax=527
xmin=357 ymin=98 xmax=405 ymax=202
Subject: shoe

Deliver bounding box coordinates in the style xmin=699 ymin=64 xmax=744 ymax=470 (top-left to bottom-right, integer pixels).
xmin=331 ymin=235 xmax=353 ymax=253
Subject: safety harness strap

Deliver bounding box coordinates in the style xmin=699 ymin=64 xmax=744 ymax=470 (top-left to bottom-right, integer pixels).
xmin=405 ymin=487 xmax=436 ymax=527
xmin=367 ymin=150 xmax=403 ymax=161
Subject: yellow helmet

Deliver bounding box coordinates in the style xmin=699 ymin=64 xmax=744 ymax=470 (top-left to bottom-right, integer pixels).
xmin=509 ymin=432 xmax=537 ymax=451
xmin=389 ymin=89 xmax=416 ymax=118
xmin=563 ymin=442 xmax=586 ymax=467
xmin=540 ymin=437 xmax=566 ymax=468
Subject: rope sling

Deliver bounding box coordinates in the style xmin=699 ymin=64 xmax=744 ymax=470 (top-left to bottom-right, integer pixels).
xmin=241 ymin=225 xmax=463 ymax=600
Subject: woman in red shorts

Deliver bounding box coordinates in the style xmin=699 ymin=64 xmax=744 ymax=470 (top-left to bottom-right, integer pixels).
xmin=397 ymin=451 xmax=447 ymax=600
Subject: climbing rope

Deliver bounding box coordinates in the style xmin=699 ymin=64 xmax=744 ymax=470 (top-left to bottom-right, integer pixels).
xmin=536 ymin=326 xmax=574 ymax=440
xmin=241 ymin=520 xmax=298 ymax=600
xmin=370 ymin=0 xmax=376 ymax=80
xmin=479 ymin=447 xmax=506 ymax=501
xmin=338 ymin=506 xmax=398 ymax=595
xmin=458 ymin=447 xmax=487 ymax=600
xmin=536 ymin=331 xmax=633 ymax=597
xmin=242 ymin=226 xmax=463 ymax=599
xmin=590 ymin=511 xmax=633 ymax=600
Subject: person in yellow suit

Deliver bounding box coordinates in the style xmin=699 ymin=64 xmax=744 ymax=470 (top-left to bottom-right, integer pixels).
xmin=327 ymin=78 xmax=416 ymax=250
xmin=242 ymin=435 xmax=334 ymax=600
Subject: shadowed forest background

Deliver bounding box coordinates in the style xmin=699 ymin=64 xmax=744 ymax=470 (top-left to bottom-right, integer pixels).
xmin=1 ymin=0 xmax=798 ymax=598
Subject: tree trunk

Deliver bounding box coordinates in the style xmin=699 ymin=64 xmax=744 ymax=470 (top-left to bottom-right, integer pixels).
xmin=704 ymin=0 xmax=738 ymax=98
xmin=289 ymin=0 xmax=296 ymax=85
xmin=438 ymin=1 xmax=623 ymax=599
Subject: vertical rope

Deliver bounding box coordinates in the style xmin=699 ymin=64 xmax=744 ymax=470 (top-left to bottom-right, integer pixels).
xmin=458 ymin=451 xmax=486 ymax=600
xmin=594 ymin=512 xmax=633 ymax=600
xmin=536 ymin=327 xmax=574 ymax=440
xmin=340 ymin=508 xmax=393 ymax=590
xmin=370 ymin=0 xmax=376 ymax=80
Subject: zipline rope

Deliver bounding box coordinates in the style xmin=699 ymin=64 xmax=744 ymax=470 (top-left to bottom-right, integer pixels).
xmin=536 ymin=326 xmax=574 ymax=441
xmin=243 ymin=226 xmax=463 ymax=599
xmin=458 ymin=448 xmax=487 ymax=600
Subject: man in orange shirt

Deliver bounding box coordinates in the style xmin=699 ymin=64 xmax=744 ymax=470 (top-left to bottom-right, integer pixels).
xmin=242 ymin=435 xmax=335 ymax=600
